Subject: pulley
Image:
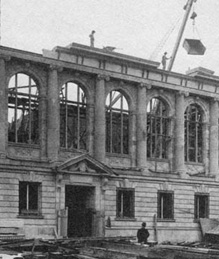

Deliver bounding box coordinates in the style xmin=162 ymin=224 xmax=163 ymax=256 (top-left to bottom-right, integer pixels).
xmin=190 ymin=11 xmax=197 ymax=20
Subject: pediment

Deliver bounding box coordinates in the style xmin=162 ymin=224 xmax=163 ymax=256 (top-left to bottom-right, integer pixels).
xmin=55 ymin=154 xmax=116 ymax=176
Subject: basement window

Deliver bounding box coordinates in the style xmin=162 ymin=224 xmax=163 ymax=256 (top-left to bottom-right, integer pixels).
xmin=157 ymin=191 xmax=174 ymax=221
xmin=116 ymin=188 xmax=134 ymax=219
xmin=8 ymin=73 xmax=39 ymax=144
xmin=147 ymin=98 xmax=170 ymax=159
xmin=184 ymin=104 xmax=203 ymax=163
xmin=60 ymin=82 xmax=87 ymax=150
xmin=194 ymin=193 xmax=209 ymax=219
xmin=106 ymin=90 xmax=129 ymax=155
xmin=19 ymin=181 xmax=41 ymax=217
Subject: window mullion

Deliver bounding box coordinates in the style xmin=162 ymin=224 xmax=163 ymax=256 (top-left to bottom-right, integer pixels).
xmin=26 ymin=184 xmax=29 ymax=211
xmin=28 ymin=77 xmax=32 ymax=143
xmin=65 ymin=84 xmax=68 ymax=148
xmin=121 ymin=192 xmax=124 ymax=217
xmin=121 ymin=97 xmax=124 ymax=154
xmin=77 ymin=85 xmax=80 ymax=149
xmin=195 ymin=122 xmax=198 ymax=162
xmin=186 ymin=119 xmax=189 ymax=161
xmin=15 ymin=74 xmax=18 ymax=143
xmin=150 ymin=115 xmax=153 ymax=157
xmin=159 ymin=116 xmax=162 ymax=158
xmin=110 ymin=93 xmax=113 ymax=153
xmin=161 ymin=195 xmax=164 ymax=219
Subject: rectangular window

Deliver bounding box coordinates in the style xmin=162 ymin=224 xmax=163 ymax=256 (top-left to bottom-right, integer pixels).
xmin=157 ymin=191 xmax=174 ymax=220
xmin=116 ymin=188 xmax=134 ymax=218
xmin=195 ymin=193 xmax=209 ymax=219
xmin=19 ymin=182 xmax=41 ymax=216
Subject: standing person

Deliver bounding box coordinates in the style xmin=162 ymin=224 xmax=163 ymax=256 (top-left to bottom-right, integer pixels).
xmin=161 ymin=52 xmax=171 ymax=70
xmin=137 ymin=222 xmax=150 ymax=244
xmin=89 ymin=30 xmax=95 ymax=47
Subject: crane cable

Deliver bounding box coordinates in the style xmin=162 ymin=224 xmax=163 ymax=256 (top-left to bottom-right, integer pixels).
xmin=149 ymin=16 xmax=181 ymax=60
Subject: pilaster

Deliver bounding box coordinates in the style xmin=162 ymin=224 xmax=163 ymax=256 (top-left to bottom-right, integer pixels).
xmin=0 ymin=56 xmax=10 ymax=158
xmin=47 ymin=65 xmax=62 ymax=161
xmin=136 ymin=83 xmax=148 ymax=168
xmin=174 ymin=91 xmax=188 ymax=177
xmin=209 ymin=98 xmax=219 ymax=177
xmin=94 ymin=74 xmax=109 ymax=163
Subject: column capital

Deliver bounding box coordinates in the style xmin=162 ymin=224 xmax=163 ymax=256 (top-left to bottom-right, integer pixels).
xmin=0 ymin=54 xmax=10 ymax=62
xmin=177 ymin=90 xmax=189 ymax=97
xmin=138 ymin=82 xmax=152 ymax=89
xmin=213 ymin=97 xmax=219 ymax=103
xmin=97 ymin=74 xmax=110 ymax=82
xmin=119 ymin=80 xmax=125 ymax=86
xmin=49 ymin=65 xmax=63 ymax=72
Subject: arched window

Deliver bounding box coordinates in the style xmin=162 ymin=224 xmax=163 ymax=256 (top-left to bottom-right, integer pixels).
xmin=184 ymin=104 xmax=203 ymax=163
xmin=60 ymin=82 xmax=87 ymax=150
xmin=106 ymin=90 xmax=129 ymax=154
xmin=8 ymin=73 xmax=39 ymax=144
xmin=147 ymin=98 xmax=170 ymax=159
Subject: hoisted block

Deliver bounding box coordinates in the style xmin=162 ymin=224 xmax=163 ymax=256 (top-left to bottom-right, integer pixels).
xmin=183 ymin=39 xmax=206 ymax=55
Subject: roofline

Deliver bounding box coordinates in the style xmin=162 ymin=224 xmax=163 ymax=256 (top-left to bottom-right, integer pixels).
xmin=53 ymin=42 xmax=160 ymax=69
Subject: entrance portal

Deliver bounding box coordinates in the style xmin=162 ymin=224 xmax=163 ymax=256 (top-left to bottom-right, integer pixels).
xmin=65 ymin=185 xmax=95 ymax=237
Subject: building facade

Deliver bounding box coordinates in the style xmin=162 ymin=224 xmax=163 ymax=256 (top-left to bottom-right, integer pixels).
xmin=0 ymin=43 xmax=219 ymax=242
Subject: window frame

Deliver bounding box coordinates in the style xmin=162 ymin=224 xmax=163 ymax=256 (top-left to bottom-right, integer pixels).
xmin=19 ymin=181 xmax=42 ymax=218
xmin=60 ymin=82 xmax=87 ymax=150
xmin=157 ymin=191 xmax=174 ymax=221
xmin=106 ymin=90 xmax=129 ymax=155
xmin=147 ymin=98 xmax=170 ymax=159
xmin=184 ymin=104 xmax=203 ymax=163
xmin=116 ymin=188 xmax=135 ymax=220
xmin=8 ymin=73 xmax=39 ymax=145
xmin=194 ymin=193 xmax=209 ymax=220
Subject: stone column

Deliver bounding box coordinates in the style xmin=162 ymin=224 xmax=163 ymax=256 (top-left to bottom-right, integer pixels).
xmin=136 ymin=83 xmax=147 ymax=168
xmin=87 ymin=102 xmax=95 ymax=156
xmin=0 ymin=56 xmax=9 ymax=158
xmin=209 ymin=99 xmax=219 ymax=176
xmin=94 ymin=74 xmax=109 ymax=163
xmin=175 ymin=91 xmax=187 ymax=177
xmin=130 ymin=110 xmax=137 ymax=167
xmin=47 ymin=66 xmax=61 ymax=161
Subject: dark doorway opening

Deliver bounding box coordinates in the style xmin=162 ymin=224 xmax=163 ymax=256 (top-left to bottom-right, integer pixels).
xmin=65 ymin=185 xmax=95 ymax=237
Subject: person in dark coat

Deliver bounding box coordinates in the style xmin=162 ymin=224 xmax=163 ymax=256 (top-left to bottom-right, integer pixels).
xmin=161 ymin=52 xmax=172 ymax=70
xmin=89 ymin=30 xmax=95 ymax=47
xmin=137 ymin=222 xmax=150 ymax=244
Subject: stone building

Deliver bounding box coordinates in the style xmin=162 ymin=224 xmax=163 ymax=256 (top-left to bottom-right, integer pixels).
xmin=0 ymin=42 xmax=219 ymax=242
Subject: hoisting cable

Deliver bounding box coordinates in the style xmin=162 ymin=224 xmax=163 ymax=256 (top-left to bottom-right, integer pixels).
xmin=149 ymin=16 xmax=181 ymax=60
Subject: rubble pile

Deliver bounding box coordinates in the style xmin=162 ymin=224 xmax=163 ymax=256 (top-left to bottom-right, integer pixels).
xmin=1 ymin=236 xmax=219 ymax=259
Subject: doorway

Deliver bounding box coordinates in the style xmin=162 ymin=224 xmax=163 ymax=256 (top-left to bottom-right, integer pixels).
xmin=65 ymin=185 xmax=95 ymax=237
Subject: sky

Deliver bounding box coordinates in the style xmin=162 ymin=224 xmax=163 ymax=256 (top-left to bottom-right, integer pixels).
xmin=2 ymin=0 xmax=219 ymax=75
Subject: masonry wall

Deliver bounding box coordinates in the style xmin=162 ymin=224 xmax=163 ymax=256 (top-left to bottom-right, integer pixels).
xmin=104 ymin=177 xmax=219 ymax=243
xmin=0 ymin=166 xmax=56 ymax=238
xmin=0 ymin=45 xmax=219 ymax=242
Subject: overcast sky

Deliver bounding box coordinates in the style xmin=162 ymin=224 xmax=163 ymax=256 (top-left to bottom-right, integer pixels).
xmin=2 ymin=0 xmax=219 ymax=75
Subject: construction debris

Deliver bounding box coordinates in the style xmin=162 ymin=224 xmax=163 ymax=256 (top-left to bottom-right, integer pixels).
xmin=1 ymin=236 xmax=219 ymax=259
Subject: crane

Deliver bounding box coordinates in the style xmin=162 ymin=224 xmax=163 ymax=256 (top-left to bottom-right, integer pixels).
xmin=168 ymin=0 xmax=198 ymax=71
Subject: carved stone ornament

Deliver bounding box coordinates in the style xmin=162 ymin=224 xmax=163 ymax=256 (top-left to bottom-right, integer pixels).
xmin=69 ymin=161 xmax=96 ymax=174
xmin=97 ymin=74 xmax=110 ymax=82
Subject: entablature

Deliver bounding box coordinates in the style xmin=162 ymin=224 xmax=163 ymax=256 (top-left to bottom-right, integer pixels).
xmin=1 ymin=44 xmax=219 ymax=99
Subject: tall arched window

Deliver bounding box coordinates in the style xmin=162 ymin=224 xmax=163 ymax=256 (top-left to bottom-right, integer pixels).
xmin=106 ymin=90 xmax=129 ymax=154
xmin=147 ymin=98 xmax=170 ymax=159
xmin=184 ymin=104 xmax=203 ymax=163
xmin=8 ymin=73 xmax=39 ymax=144
xmin=60 ymin=82 xmax=87 ymax=150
